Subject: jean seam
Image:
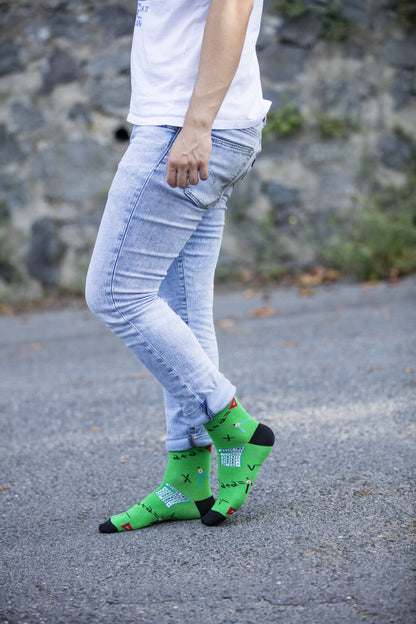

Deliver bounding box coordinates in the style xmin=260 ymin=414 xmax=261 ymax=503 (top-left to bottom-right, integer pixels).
xmin=239 ymin=127 xmax=263 ymax=141
xmin=211 ymin=135 xmax=253 ymax=156
xmin=178 ymin=251 xmax=189 ymax=326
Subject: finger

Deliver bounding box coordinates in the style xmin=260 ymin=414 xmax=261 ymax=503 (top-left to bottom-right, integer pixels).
xmin=199 ymin=162 xmax=209 ymax=181
xmin=177 ymin=168 xmax=189 ymax=189
xmin=166 ymin=166 xmax=178 ymax=188
xmin=188 ymin=169 xmax=199 ymax=186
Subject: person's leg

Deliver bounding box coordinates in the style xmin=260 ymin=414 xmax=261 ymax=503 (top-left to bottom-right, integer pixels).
xmin=99 ymin=196 xmax=228 ymax=533
xmin=86 ymin=125 xmax=253 ymax=426
xmin=86 ymin=123 xmax=273 ymax=530
xmin=159 ymin=200 xmax=228 ymax=452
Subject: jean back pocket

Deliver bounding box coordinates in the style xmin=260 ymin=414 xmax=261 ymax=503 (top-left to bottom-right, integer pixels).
xmin=184 ymin=134 xmax=258 ymax=210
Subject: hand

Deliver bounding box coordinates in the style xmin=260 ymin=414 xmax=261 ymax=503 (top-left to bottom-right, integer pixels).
xmin=166 ymin=124 xmax=212 ymax=189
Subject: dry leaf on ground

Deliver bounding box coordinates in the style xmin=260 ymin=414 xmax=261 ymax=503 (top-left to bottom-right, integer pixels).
xmin=249 ymin=306 xmax=277 ymax=318
xmin=218 ymin=318 xmax=235 ymax=328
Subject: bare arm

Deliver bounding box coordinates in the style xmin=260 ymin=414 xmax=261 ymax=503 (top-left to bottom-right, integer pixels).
xmin=166 ymin=0 xmax=254 ymax=189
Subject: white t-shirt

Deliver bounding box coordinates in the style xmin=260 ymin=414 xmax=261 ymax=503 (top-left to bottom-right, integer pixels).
xmin=127 ymin=0 xmax=270 ymax=129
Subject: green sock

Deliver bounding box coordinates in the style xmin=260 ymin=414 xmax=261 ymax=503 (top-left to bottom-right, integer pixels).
xmin=99 ymin=446 xmax=215 ymax=533
xmin=202 ymin=397 xmax=274 ymax=525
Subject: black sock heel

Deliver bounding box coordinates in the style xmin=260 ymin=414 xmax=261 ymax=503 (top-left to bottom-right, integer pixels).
xmin=195 ymin=495 xmax=216 ymax=517
xmin=249 ymin=423 xmax=275 ymax=447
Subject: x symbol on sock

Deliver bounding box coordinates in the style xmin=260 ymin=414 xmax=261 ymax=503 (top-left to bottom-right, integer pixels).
xmin=182 ymin=474 xmax=191 ymax=483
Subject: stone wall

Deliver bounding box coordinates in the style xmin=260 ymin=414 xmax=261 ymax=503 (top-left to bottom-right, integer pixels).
xmin=0 ymin=0 xmax=415 ymax=299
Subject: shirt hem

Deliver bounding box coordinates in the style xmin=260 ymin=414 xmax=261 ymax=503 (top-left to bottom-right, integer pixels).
xmin=126 ymin=102 xmax=271 ymax=130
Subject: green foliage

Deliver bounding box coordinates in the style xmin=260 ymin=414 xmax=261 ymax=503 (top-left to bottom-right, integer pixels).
xmin=0 ymin=200 xmax=10 ymax=226
xmin=396 ymin=0 xmax=416 ymax=29
xmin=274 ymin=0 xmax=307 ymax=19
xmin=393 ymin=123 xmax=416 ymax=144
xmin=0 ymin=204 xmax=24 ymax=286
xmin=265 ymin=110 xmax=358 ymax=142
xmin=322 ymin=1 xmax=354 ymax=41
xmin=0 ymin=202 xmax=11 ymax=271
xmin=324 ymin=164 xmax=416 ymax=280
xmin=263 ymin=104 xmax=305 ymax=139
xmin=262 ymin=263 xmax=287 ymax=281
xmin=317 ymin=115 xmax=357 ymax=139
xmin=0 ymin=230 xmax=18 ymax=284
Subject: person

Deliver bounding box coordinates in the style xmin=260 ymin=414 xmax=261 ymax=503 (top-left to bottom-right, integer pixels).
xmin=85 ymin=0 xmax=275 ymax=532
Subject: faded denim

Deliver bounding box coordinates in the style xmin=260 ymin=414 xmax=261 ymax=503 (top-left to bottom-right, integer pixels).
xmin=85 ymin=123 xmax=262 ymax=451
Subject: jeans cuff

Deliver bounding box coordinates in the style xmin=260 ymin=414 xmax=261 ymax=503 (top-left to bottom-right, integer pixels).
xmin=165 ymin=428 xmax=213 ymax=452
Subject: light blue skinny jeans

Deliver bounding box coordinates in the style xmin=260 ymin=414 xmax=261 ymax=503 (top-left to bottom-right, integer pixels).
xmin=85 ymin=122 xmax=262 ymax=451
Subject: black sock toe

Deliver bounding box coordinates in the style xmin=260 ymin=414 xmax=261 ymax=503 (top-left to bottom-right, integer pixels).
xmin=201 ymin=509 xmax=226 ymax=526
xmin=99 ymin=519 xmax=118 ymax=533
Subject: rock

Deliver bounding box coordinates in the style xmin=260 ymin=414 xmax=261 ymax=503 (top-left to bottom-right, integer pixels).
xmin=87 ymin=46 xmax=131 ymax=79
xmin=228 ymin=171 xmax=262 ymax=216
xmin=0 ymin=198 xmax=10 ymax=225
xmin=302 ymin=141 xmax=346 ymax=165
xmin=257 ymin=13 xmax=280 ymax=51
xmin=259 ymin=44 xmax=307 ymax=83
xmin=272 ymin=232 xmax=316 ymax=269
xmin=0 ymin=173 xmax=27 ymax=214
xmin=265 ymin=182 xmax=302 ymax=228
xmin=0 ymin=4 xmax=9 ymax=22
xmin=0 ymin=125 xmax=25 ymax=166
xmin=303 ymin=0 xmax=331 ymax=6
xmin=245 ymin=193 xmax=273 ymax=224
xmin=91 ymin=76 xmax=131 ymax=116
xmin=10 ymin=101 xmax=45 ymax=133
xmin=315 ymin=166 xmax=355 ymax=217
xmin=35 ymin=138 xmax=113 ymax=204
xmin=261 ymin=136 xmax=302 ymax=160
xmin=94 ymin=4 xmax=135 ymax=39
xmin=343 ymin=38 xmax=366 ymax=59
xmin=26 ymin=217 xmax=66 ymax=286
xmin=46 ymin=10 xmax=91 ymax=42
xmin=0 ymin=40 xmax=23 ymax=77
xmin=343 ymin=0 xmax=371 ymax=26
xmin=280 ymin=13 xmax=323 ymax=48
xmin=382 ymin=37 xmax=416 ymax=69
xmin=317 ymin=78 xmax=374 ymax=121
xmin=68 ymin=103 xmax=91 ymax=125
xmin=266 ymin=182 xmax=300 ymax=208
xmin=263 ymin=90 xmax=302 ymax=111
xmin=219 ymin=223 xmax=258 ymax=271
xmin=391 ymin=69 xmax=416 ymax=110
xmin=378 ymin=131 xmax=413 ymax=170
xmin=0 ymin=264 xmax=15 ymax=283
xmin=39 ymin=48 xmax=80 ymax=95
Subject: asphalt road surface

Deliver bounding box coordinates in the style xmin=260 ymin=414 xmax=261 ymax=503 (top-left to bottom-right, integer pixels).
xmin=1 ymin=278 xmax=415 ymax=624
